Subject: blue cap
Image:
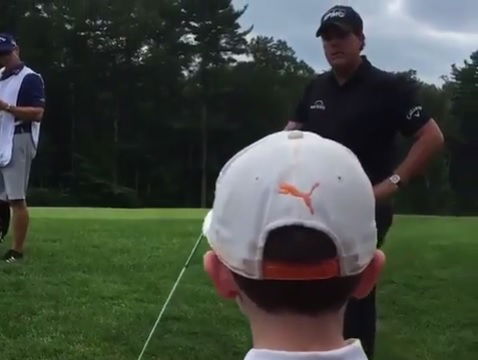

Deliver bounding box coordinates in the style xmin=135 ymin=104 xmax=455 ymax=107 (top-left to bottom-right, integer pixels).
xmin=0 ymin=33 xmax=17 ymax=53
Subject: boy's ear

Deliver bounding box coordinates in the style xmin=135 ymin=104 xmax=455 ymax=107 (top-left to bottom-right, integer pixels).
xmin=203 ymin=251 xmax=240 ymax=299
xmin=352 ymin=250 xmax=386 ymax=299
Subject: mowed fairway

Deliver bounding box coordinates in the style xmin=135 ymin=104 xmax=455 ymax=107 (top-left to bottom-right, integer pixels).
xmin=0 ymin=208 xmax=477 ymax=360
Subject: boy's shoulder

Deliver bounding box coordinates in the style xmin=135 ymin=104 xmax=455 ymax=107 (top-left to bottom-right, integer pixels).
xmin=243 ymin=340 xmax=368 ymax=360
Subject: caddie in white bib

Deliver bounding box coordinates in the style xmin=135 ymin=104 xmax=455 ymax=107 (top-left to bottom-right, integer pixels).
xmin=0 ymin=32 xmax=46 ymax=263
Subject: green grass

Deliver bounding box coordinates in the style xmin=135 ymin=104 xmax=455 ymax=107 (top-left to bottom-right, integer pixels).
xmin=0 ymin=209 xmax=477 ymax=359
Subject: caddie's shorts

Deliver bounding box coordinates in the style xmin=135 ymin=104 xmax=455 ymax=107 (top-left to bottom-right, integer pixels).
xmin=0 ymin=133 xmax=36 ymax=201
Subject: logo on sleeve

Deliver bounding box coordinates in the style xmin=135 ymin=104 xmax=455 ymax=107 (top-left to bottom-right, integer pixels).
xmin=406 ymin=106 xmax=422 ymax=120
xmin=310 ymin=100 xmax=326 ymax=111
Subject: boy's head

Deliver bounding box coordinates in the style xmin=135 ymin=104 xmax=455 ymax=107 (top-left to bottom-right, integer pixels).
xmin=203 ymin=131 xmax=385 ymax=317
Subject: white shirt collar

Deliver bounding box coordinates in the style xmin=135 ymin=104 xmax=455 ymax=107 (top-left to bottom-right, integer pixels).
xmin=244 ymin=340 xmax=367 ymax=360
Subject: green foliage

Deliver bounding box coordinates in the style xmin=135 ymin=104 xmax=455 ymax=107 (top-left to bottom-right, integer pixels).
xmin=27 ymin=188 xmax=78 ymax=207
xmin=446 ymin=52 xmax=478 ymax=214
xmin=0 ymin=2 xmax=477 ymax=213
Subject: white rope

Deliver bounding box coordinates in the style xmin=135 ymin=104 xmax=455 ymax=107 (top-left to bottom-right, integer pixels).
xmin=136 ymin=233 xmax=205 ymax=360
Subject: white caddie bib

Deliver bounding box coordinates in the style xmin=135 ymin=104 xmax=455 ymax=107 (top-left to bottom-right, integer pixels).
xmin=0 ymin=65 xmax=41 ymax=167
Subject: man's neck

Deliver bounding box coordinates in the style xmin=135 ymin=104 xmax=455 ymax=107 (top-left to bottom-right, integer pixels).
xmin=333 ymin=57 xmax=363 ymax=86
xmin=4 ymin=58 xmax=21 ymax=72
xmin=249 ymin=312 xmax=347 ymax=352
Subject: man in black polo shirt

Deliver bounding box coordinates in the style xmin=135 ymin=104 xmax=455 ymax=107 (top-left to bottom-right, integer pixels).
xmin=286 ymin=5 xmax=444 ymax=359
xmin=0 ymin=33 xmax=45 ymax=263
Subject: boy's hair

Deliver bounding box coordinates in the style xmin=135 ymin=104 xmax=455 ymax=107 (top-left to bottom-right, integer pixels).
xmin=233 ymin=226 xmax=361 ymax=316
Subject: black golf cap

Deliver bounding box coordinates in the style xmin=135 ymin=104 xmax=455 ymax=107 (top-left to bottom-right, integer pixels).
xmin=316 ymin=5 xmax=363 ymax=37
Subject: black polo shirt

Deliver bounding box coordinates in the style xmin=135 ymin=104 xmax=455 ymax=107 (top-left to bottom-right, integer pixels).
xmin=294 ymin=56 xmax=430 ymax=185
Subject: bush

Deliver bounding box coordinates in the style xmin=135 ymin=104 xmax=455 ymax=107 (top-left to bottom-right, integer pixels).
xmin=76 ymin=180 xmax=141 ymax=208
xmin=28 ymin=184 xmax=141 ymax=209
xmin=28 ymin=188 xmax=78 ymax=207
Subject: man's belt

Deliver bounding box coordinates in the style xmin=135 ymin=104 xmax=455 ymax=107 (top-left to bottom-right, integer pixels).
xmin=14 ymin=122 xmax=31 ymax=134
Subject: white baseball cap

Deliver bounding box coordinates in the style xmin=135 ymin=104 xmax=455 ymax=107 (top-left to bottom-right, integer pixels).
xmin=202 ymin=131 xmax=377 ymax=280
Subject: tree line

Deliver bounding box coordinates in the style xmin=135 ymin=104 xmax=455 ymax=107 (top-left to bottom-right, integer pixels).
xmin=1 ymin=0 xmax=477 ymax=214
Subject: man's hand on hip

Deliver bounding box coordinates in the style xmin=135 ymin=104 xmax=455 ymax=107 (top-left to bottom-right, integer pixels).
xmin=373 ymin=179 xmax=399 ymax=203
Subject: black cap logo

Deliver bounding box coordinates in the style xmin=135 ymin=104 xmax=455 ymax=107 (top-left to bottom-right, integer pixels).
xmin=323 ymin=8 xmax=347 ymax=22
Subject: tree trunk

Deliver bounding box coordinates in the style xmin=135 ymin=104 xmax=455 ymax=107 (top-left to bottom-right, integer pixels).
xmin=70 ymin=82 xmax=76 ymax=181
xmin=112 ymin=98 xmax=120 ymax=188
xmin=135 ymin=167 xmax=140 ymax=193
xmin=201 ymin=104 xmax=208 ymax=208
xmin=188 ymin=143 xmax=194 ymax=206
xmin=147 ymin=180 xmax=152 ymax=197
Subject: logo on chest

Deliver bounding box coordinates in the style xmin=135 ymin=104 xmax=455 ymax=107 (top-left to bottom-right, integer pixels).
xmin=310 ymin=100 xmax=326 ymax=111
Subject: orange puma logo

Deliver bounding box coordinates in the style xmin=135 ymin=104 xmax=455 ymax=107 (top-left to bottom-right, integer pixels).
xmin=278 ymin=182 xmax=320 ymax=214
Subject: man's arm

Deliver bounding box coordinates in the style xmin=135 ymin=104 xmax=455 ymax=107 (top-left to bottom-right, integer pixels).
xmin=0 ymin=73 xmax=45 ymax=122
xmin=374 ymin=118 xmax=444 ymax=201
xmin=394 ymin=119 xmax=444 ymax=183
xmin=0 ymin=103 xmax=44 ymax=122
xmin=374 ymin=75 xmax=445 ymax=201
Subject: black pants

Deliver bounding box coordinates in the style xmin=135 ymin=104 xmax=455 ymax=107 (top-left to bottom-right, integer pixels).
xmin=343 ymin=203 xmax=393 ymax=359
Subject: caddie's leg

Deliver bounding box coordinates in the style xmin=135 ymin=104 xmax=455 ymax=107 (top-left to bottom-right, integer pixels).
xmin=3 ymin=134 xmax=35 ymax=261
xmin=10 ymin=199 xmax=29 ymax=253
